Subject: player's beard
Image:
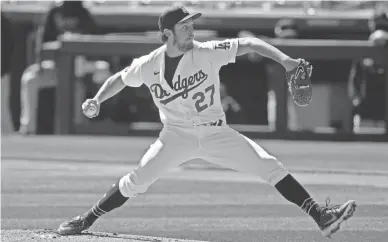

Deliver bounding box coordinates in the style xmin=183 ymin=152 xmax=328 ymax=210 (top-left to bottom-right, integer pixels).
xmin=174 ymin=37 xmax=194 ymax=52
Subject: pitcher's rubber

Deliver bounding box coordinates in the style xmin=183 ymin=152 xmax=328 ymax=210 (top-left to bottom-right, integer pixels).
xmin=0 ymin=229 xmax=209 ymax=242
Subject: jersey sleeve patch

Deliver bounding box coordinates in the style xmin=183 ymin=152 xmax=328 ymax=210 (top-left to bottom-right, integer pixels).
xmin=214 ymin=41 xmax=232 ymax=50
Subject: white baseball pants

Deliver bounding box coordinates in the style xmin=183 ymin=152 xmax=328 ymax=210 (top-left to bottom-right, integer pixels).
xmin=119 ymin=121 xmax=289 ymax=198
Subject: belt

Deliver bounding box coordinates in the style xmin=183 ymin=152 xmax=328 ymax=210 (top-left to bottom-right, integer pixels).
xmin=198 ymin=119 xmax=224 ymax=127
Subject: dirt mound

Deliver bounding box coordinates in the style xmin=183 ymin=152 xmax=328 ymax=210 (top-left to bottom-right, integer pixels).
xmin=0 ymin=229 xmax=207 ymax=242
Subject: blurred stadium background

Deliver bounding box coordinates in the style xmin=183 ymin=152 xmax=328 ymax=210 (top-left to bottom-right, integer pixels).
xmin=1 ymin=1 xmax=388 ymax=241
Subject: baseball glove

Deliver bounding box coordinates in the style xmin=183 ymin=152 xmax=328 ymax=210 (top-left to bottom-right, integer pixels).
xmin=286 ymin=59 xmax=313 ymax=107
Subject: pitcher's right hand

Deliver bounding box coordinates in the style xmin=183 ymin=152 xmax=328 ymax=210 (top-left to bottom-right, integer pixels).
xmin=82 ymin=99 xmax=100 ymax=118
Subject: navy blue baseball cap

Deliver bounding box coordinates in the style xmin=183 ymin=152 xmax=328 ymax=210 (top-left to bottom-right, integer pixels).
xmin=158 ymin=5 xmax=202 ymax=32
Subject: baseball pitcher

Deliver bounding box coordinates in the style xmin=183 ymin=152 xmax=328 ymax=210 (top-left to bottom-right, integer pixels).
xmin=58 ymin=5 xmax=356 ymax=238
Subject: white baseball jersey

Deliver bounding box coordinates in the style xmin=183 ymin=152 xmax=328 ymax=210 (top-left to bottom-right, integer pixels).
xmin=117 ymin=38 xmax=289 ymax=199
xmin=120 ymin=39 xmax=239 ymax=126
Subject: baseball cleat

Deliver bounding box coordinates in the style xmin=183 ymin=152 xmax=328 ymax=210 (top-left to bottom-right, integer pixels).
xmin=317 ymin=199 xmax=357 ymax=238
xmin=57 ymin=214 xmax=91 ymax=235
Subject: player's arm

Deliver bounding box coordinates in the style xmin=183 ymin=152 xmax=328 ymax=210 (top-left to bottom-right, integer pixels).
xmin=92 ymin=71 xmax=126 ymax=104
xmin=93 ymin=57 xmax=144 ymax=103
xmin=82 ymin=57 xmax=144 ymax=118
xmin=236 ymin=37 xmax=299 ymax=71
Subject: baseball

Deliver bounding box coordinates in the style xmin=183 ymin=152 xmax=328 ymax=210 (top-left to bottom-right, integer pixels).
xmin=85 ymin=104 xmax=97 ymax=117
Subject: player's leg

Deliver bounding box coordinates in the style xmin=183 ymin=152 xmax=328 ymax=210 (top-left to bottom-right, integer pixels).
xmin=201 ymin=126 xmax=356 ymax=237
xmin=58 ymin=127 xmax=196 ymax=235
xmin=19 ymin=62 xmax=57 ymax=134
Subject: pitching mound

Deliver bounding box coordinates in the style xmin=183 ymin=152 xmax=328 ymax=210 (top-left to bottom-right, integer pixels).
xmin=1 ymin=229 xmax=207 ymax=242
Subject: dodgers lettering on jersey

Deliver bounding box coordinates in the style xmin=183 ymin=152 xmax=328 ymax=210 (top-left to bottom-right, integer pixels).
xmin=120 ymin=39 xmax=239 ymax=126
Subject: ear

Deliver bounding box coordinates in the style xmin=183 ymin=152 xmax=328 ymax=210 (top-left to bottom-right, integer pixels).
xmin=163 ymin=29 xmax=172 ymax=37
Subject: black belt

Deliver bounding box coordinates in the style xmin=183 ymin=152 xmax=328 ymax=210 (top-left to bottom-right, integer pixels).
xmin=199 ymin=119 xmax=224 ymax=127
